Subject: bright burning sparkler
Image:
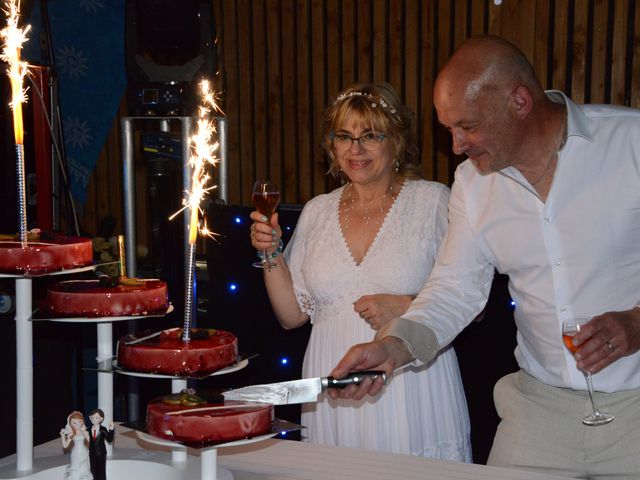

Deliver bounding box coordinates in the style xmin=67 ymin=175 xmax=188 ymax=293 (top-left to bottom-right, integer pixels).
xmin=170 ymin=79 xmax=222 ymax=341
xmin=170 ymin=80 xmax=221 ymax=242
xmin=1 ymin=0 xmax=31 ymax=246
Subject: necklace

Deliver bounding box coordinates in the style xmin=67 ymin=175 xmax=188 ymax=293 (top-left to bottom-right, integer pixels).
xmin=530 ymin=111 xmax=567 ymax=187
xmin=340 ymin=182 xmax=397 ymax=231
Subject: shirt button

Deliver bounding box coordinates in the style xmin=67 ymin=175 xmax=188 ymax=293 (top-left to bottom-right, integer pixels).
xmin=544 ymin=216 xmax=551 ymax=222
xmin=554 ymin=260 xmax=561 ymax=267
xmin=560 ymin=305 xmax=567 ymax=312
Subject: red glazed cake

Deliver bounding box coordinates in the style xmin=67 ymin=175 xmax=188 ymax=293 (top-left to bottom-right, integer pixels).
xmin=117 ymin=328 xmax=238 ymax=376
xmin=44 ymin=279 xmax=169 ymax=317
xmin=0 ymin=234 xmax=92 ymax=274
xmin=146 ymin=391 xmax=274 ymax=446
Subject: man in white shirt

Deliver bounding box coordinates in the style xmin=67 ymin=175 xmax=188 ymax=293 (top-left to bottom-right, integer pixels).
xmin=328 ymin=35 xmax=640 ymax=478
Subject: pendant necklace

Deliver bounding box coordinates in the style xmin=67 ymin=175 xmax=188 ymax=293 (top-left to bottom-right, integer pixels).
xmin=340 ymin=181 xmax=397 ymax=231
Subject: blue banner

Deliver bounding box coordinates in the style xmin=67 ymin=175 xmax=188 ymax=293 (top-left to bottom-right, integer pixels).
xmin=24 ymin=0 xmax=126 ymax=204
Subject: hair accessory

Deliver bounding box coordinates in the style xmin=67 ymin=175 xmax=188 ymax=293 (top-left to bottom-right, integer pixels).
xmin=333 ymin=91 xmax=401 ymax=122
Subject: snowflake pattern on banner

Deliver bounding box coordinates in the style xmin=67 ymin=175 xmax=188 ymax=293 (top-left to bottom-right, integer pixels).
xmin=24 ymin=0 xmax=126 ymax=203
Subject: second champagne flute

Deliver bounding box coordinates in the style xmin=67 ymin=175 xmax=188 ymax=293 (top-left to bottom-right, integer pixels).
xmin=562 ymin=317 xmax=614 ymax=426
xmin=252 ymin=180 xmax=280 ymax=269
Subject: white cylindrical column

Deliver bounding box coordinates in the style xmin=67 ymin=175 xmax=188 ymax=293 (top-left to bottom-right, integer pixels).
xmin=15 ymin=277 xmax=33 ymax=471
xmin=201 ymin=448 xmax=218 ymax=480
xmin=96 ymin=322 xmax=114 ymax=456
xmin=170 ymin=378 xmax=188 ymax=463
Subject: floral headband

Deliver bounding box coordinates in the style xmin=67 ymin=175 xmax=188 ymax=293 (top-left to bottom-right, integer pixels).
xmin=333 ymin=91 xmax=401 ymax=122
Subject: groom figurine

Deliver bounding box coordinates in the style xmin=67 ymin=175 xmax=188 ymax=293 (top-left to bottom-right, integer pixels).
xmin=88 ymin=408 xmax=114 ymax=480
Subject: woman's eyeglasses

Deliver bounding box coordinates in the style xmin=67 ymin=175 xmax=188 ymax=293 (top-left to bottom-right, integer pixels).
xmin=330 ymin=132 xmax=387 ymax=151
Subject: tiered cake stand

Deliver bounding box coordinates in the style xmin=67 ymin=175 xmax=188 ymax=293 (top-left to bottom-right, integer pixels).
xmin=0 ymin=265 xmax=287 ymax=480
xmin=0 ymin=264 xmax=97 ymax=473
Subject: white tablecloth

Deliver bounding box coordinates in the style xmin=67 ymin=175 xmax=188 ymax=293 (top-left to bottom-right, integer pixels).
xmin=0 ymin=424 xmax=574 ymax=480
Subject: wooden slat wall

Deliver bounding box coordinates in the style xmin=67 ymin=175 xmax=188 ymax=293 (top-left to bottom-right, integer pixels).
xmin=80 ymin=0 xmax=640 ymax=239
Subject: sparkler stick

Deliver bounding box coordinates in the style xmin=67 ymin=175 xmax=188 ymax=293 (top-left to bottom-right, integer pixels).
xmin=170 ymin=80 xmax=221 ymax=341
xmin=1 ymin=0 xmax=30 ymax=247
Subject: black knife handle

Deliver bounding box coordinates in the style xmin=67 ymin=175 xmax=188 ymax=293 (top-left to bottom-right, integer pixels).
xmin=325 ymin=370 xmax=386 ymax=388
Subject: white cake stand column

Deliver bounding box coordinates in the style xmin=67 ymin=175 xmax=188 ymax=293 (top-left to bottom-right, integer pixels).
xmin=201 ymin=448 xmax=233 ymax=480
xmin=15 ymin=277 xmax=33 ymax=471
xmin=96 ymin=322 xmax=114 ymax=456
xmin=170 ymin=379 xmax=188 ymax=463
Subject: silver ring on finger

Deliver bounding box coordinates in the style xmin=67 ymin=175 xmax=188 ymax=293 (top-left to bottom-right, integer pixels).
xmin=605 ymin=341 xmax=615 ymax=352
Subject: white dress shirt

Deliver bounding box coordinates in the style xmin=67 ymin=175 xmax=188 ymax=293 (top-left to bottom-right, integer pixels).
xmin=380 ymin=91 xmax=640 ymax=392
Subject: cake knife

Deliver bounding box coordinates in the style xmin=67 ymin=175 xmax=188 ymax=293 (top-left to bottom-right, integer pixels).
xmin=222 ymin=371 xmax=386 ymax=405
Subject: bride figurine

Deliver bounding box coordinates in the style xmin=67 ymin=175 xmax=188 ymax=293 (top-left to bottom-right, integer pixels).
xmin=60 ymin=411 xmax=93 ymax=480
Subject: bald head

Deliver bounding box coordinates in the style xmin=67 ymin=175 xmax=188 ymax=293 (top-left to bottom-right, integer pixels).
xmin=435 ymin=35 xmax=542 ymax=105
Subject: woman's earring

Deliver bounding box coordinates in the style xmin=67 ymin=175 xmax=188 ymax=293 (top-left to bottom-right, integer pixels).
xmin=394 ymin=160 xmax=399 ymax=172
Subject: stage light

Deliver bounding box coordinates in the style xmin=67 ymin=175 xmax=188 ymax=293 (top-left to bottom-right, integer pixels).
xmin=227 ymin=282 xmax=238 ymax=293
xmin=280 ymin=357 xmax=289 ymax=366
xmin=510 ymin=300 xmax=516 ymax=308
xmin=234 ymin=216 xmax=243 ymax=224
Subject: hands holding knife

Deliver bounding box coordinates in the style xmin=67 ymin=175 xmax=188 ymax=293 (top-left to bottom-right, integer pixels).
xmin=327 ymin=336 xmax=414 ymax=401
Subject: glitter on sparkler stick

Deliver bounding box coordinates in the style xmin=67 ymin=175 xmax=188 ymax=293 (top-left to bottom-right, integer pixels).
xmin=1 ymin=0 xmax=31 ymax=247
xmin=170 ymin=79 xmax=222 ymax=342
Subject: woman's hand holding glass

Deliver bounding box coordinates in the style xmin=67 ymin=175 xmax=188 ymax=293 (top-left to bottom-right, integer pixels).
xmin=251 ymin=180 xmax=281 ymax=268
xmin=249 ymin=210 xmax=282 ymax=269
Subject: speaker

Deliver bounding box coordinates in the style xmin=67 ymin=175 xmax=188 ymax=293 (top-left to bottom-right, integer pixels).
xmin=125 ymin=0 xmax=217 ymax=115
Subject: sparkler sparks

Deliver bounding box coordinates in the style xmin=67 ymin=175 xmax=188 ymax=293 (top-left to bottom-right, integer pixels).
xmin=170 ymin=79 xmax=223 ymax=342
xmin=1 ymin=0 xmax=30 ymax=142
xmin=2 ymin=0 xmax=31 ymax=246
xmin=170 ymin=79 xmax=222 ymax=244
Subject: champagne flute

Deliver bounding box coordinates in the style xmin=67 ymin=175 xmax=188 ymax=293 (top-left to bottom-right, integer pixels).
xmin=252 ymin=179 xmax=280 ymax=269
xmin=562 ymin=317 xmax=614 ymax=426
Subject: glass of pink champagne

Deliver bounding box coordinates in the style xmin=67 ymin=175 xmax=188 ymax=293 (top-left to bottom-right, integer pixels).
xmin=252 ymin=179 xmax=280 ymax=269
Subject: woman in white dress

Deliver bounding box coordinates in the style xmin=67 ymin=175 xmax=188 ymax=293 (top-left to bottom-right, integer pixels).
xmin=60 ymin=411 xmax=93 ymax=480
xmin=249 ymin=82 xmax=471 ymax=461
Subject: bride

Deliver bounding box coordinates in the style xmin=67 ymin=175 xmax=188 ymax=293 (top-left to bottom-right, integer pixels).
xmin=60 ymin=411 xmax=93 ymax=480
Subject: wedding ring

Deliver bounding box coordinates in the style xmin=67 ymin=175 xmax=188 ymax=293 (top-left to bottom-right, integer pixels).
xmin=606 ymin=341 xmax=615 ymax=352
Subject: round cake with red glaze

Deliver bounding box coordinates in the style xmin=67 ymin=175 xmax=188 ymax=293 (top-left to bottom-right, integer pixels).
xmin=0 ymin=234 xmax=92 ymax=274
xmin=45 ymin=279 xmax=169 ymax=317
xmin=146 ymin=391 xmax=273 ymax=446
xmin=117 ymin=328 xmax=238 ymax=376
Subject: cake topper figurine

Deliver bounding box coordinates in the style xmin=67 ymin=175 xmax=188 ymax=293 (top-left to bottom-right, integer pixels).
xmin=88 ymin=408 xmax=114 ymax=480
xmin=60 ymin=411 xmax=92 ymax=480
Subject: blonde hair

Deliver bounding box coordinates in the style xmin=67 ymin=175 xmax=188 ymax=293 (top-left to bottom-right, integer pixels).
xmin=323 ymin=82 xmax=420 ymax=182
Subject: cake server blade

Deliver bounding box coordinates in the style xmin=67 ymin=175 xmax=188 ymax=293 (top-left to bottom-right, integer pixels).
xmin=222 ymin=370 xmax=385 ymax=405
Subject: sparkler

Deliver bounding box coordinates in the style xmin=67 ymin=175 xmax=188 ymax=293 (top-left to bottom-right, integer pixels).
xmin=170 ymin=79 xmax=221 ymax=341
xmin=1 ymin=0 xmax=30 ymax=247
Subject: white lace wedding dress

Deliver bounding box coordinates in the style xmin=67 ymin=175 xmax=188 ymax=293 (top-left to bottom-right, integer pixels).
xmin=286 ymin=179 xmax=472 ymax=461
xmin=64 ymin=433 xmax=93 ymax=480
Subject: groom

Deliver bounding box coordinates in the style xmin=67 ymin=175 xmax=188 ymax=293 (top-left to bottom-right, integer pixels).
xmin=88 ymin=408 xmax=114 ymax=480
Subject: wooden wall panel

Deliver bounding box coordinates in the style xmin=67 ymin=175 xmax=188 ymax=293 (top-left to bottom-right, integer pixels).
xmin=79 ymin=0 xmax=640 ymax=239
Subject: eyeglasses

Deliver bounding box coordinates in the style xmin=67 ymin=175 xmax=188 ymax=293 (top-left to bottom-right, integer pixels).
xmin=330 ymin=132 xmax=387 ymax=151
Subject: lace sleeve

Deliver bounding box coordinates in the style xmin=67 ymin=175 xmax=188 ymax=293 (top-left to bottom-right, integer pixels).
xmin=293 ymin=286 xmax=316 ymax=318
xmin=283 ymin=199 xmax=320 ymax=322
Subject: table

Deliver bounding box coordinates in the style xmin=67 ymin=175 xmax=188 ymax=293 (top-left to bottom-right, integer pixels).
xmin=0 ymin=425 xmax=574 ymax=480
